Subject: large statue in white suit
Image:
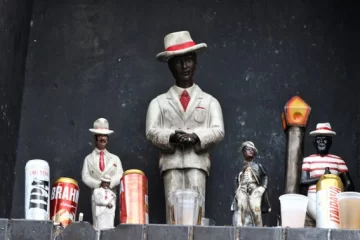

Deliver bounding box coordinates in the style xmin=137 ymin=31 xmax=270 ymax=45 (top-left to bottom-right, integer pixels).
xmin=145 ymin=31 xmax=225 ymax=223
xmin=81 ymin=118 xmax=123 ymax=225
xmin=93 ymin=175 xmax=117 ymax=229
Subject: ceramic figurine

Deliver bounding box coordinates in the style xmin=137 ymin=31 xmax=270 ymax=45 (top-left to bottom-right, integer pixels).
xmin=81 ymin=118 xmax=124 ymax=225
xmin=145 ymin=31 xmax=225 ymax=224
xmin=301 ymin=123 xmax=354 ymax=222
xmin=93 ymin=175 xmax=116 ymax=229
xmin=232 ymin=141 xmax=271 ymax=227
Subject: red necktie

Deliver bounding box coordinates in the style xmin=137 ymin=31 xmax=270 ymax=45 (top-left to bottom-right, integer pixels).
xmin=180 ymin=90 xmax=190 ymax=112
xmin=99 ymin=151 xmax=105 ymax=172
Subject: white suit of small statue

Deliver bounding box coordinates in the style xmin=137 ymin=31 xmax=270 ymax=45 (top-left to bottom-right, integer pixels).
xmin=146 ymin=31 xmax=225 ymax=223
xmin=81 ymin=118 xmax=123 ymax=225
xmin=93 ymin=175 xmax=116 ymax=229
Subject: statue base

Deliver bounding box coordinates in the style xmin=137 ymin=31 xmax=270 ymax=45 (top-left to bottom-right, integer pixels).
xmin=2 ymin=219 xmax=360 ymax=239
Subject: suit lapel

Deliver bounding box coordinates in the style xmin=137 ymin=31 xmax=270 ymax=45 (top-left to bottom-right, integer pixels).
xmin=249 ymin=162 xmax=260 ymax=184
xmin=103 ymin=155 xmax=114 ymax=175
xmin=91 ymin=150 xmax=103 ymax=177
xmin=184 ymin=85 xmax=203 ymax=122
xmin=166 ymin=87 xmax=185 ymax=120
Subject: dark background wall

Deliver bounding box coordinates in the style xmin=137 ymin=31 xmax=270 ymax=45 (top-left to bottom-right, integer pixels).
xmin=7 ymin=0 xmax=360 ymax=226
xmin=0 ymin=0 xmax=33 ymax=217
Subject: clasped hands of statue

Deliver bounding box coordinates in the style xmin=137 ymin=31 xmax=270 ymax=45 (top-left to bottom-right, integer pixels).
xmin=170 ymin=130 xmax=199 ymax=146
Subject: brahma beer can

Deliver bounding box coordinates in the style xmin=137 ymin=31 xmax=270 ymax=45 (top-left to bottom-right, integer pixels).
xmin=25 ymin=159 xmax=50 ymax=220
xmin=120 ymin=169 xmax=148 ymax=224
xmin=316 ymin=168 xmax=344 ymax=228
xmin=50 ymin=177 xmax=79 ymax=227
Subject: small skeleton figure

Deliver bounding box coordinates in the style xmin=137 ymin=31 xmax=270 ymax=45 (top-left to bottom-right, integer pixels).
xmin=93 ymin=175 xmax=116 ymax=229
xmin=231 ymin=141 xmax=271 ymax=227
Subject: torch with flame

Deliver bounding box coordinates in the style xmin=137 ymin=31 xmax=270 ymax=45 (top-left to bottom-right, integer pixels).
xmin=281 ymin=96 xmax=311 ymax=194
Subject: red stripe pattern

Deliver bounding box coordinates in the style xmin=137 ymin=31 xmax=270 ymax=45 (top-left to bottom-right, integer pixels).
xmin=302 ymin=154 xmax=348 ymax=193
xmin=165 ymin=41 xmax=196 ymax=51
xmin=316 ymin=127 xmax=332 ymax=131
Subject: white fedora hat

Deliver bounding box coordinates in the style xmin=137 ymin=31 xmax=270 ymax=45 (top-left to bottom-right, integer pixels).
xmin=89 ymin=118 xmax=114 ymax=135
xmin=309 ymin=122 xmax=336 ymax=136
xmin=100 ymin=174 xmax=112 ymax=182
xmin=156 ymin=31 xmax=207 ymax=62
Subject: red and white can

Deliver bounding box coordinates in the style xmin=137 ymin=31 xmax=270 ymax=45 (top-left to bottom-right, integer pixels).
xmin=120 ymin=169 xmax=148 ymax=224
xmin=25 ymin=159 xmax=50 ymax=220
xmin=50 ymin=177 xmax=79 ymax=227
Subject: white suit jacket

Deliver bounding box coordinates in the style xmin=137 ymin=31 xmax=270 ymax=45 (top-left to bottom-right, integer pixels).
xmin=93 ymin=188 xmax=116 ymax=217
xmin=81 ymin=149 xmax=124 ymax=189
xmin=145 ymin=84 xmax=225 ymax=175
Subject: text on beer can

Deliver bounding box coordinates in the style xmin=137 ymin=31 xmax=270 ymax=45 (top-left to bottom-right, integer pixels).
xmin=25 ymin=159 xmax=50 ymax=220
xmin=50 ymin=177 xmax=79 ymax=227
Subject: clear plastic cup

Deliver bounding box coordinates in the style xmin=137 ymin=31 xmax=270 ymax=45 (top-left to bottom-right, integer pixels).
xmin=201 ymin=218 xmax=216 ymax=226
xmin=279 ymin=194 xmax=309 ymax=228
xmin=169 ymin=189 xmax=204 ymax=225
xmin=337 ymin=192 xmax=360 ymax=229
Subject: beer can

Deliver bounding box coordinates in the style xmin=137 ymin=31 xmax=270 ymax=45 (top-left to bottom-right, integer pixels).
xmin=50 ymin=177 xmax=79 ymax=227
xmin=25 ymin=159 xmax=50 ymax=220
xmin=120 ymin=169 xmax=149 ymax=224
xmin=316 ymin=172 xmax=344 ymax=228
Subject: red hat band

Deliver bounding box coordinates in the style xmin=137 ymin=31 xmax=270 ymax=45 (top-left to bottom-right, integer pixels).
xmin=165 ymin=41 xmax=196 ymax=52
xmin=316 ymin=127 xmax=332 ymax=131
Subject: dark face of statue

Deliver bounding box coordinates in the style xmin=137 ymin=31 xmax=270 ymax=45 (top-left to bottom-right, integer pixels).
xmin=313 ymin=136 xmax=332 ymax=155
xmin=101 ymin=181 xmax=110 ymax=189
xmin=243 ymin=147 xmax=255 ymax=161
xmin=168 ymin=52 xmax=197 ymax=87
xmin=95 ymin=135 xmax=108 ymax=150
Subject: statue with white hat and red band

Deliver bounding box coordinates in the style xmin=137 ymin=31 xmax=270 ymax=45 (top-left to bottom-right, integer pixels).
xmin=231 ymin=141 xmax=271 ymax=227
xmin=300 ymin=122 xmax=354 ymax=223
xmin=146 ymin=31 xmax=225 ymax=223
xmin=92 ymin=174 xmax=116 ymax=229
xmin=81 ymin=118 xmax=123 ymax=226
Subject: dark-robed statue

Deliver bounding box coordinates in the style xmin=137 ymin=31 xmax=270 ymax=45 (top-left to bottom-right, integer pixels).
xmin=231 ymin=141 xmax=271 ymax=227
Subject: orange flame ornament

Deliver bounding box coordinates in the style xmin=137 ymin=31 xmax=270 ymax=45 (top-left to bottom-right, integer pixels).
xmin=282 ymin=96 xmax=311 ymax=131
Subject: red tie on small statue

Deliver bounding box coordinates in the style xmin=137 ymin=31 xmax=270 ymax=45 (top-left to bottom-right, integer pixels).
xmin=99 ymin=151 xmax=105 ymax=171
xmin=180 ymin=90 xmax=190 ymax=111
